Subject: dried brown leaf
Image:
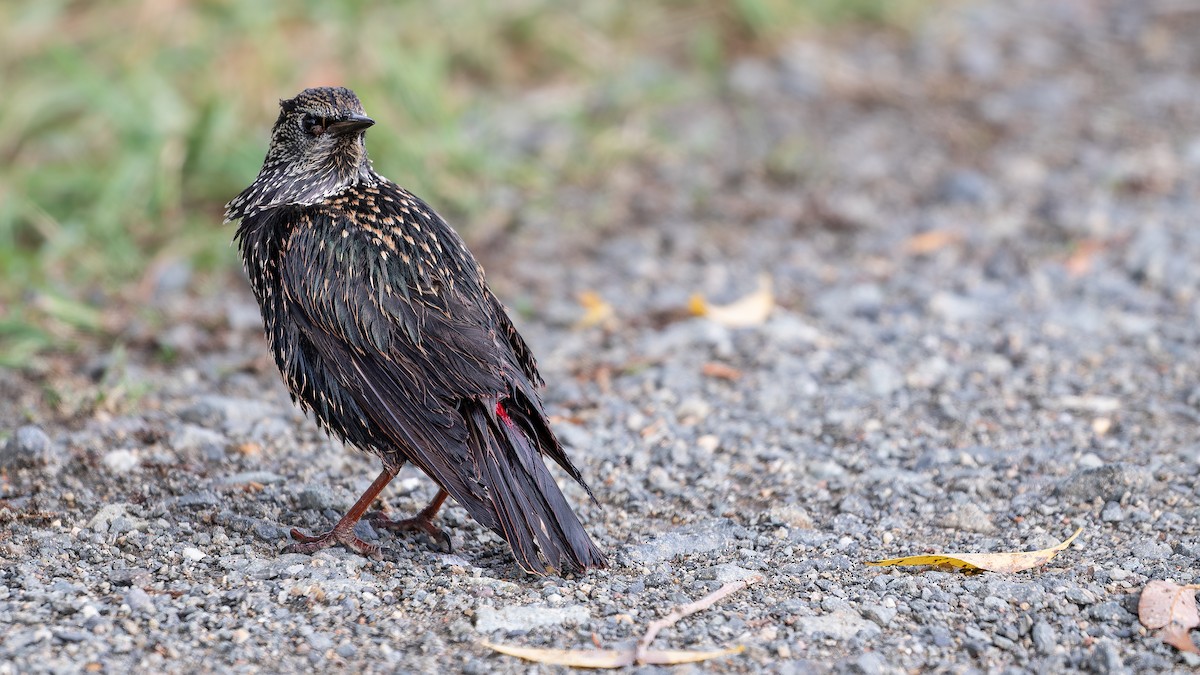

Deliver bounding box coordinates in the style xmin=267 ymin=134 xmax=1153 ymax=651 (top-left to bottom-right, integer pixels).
xmin=1139 ymin=580 xmax=1199 ymax=630
xmin=866 ymin=527 xmax=1082 ymax=573
xmin=1161 ymin=625 xmax=1200 ymax=654
xmin=1138 ymin=580 xmax=1200 ymax=653
xmin=701 ymin=362 xmax=742 ymax=380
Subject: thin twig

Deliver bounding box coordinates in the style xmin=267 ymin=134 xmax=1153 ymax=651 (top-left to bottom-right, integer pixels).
xmin=635 ymin=575 xmax=763 ymax=663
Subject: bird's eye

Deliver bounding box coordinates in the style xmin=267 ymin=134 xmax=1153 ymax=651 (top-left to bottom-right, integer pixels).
xmin=303 ymin=115 xmax=326 ymax=136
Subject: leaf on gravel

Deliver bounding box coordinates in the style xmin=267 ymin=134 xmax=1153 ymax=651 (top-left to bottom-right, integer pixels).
xmin=481 ymin=643 xmax=744 ymax=668
xmin=640 ymin=647 xmax=745 ymax=665
xmin=701 ymin=362 xmax=742 ymax=380
xmin=866 ymin=527 xmax=1082 ymax=573
xmin=1064 ymin=239 xmax=1106 ymax=277
xmin=483 ymin=576 xmax=760 ymax=668
xmin=482 ymin=643 xmax=634 ymax=668
xmin=904 ymin=229 xmax=961 ymax=255
xmin=1138 ymin=580 xmax=1200 ymax=654
xmin=576 ymin=290 xmax=616 ymax=329
xmin=689 ymin=275 xmax=773 ymax=328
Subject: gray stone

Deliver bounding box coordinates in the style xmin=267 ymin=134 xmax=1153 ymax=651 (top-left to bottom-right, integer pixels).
xmin=554 ymin=422 xmax=591 ymax=450
xmin=102 ymin=449 xmax=140 ymax=474
xmin=929 ymin=292 xmax=984 ymax=323
xmin=814 ymin=284 xmax=884 ymax=320
xmin=1100 ymin=502 xmax=1123 ymax=522
xmin=308 ymin=631 xmax=333 ymax=651
xmin=861 ymin=604 xmax=897 ymax=627
xmin=473 ymin=604 xmax=589 ymax=633
xmin=1031 ymin=621 xmax=1056 ymax=655
xmin=939 ymin=503 xmax=996 ymax=533
xmin=1088 ymin=601 xmax=1134 ymax=624
xmin=1088 ymin=639 xmax=1126 ymax=675
xmin=985 ymin=580 xmax=1047 ymax=607
xmin=706 ymin=564 xmax=760 ymax=583
xmin=641 ymin=319 xmax=733 ymax=361
xmin=793 ymin=610 xmax=881 ymax=641
xmin=220 ymin=471 xmax=286 ymax=486
xmin=174 ymin=491 xmax=222 ymax=508
xmin=54 ymin=629 xmax=90 ymax=643
xmin=1131 ymin=540 xmax=1171 ymax=560
xmin=838 ymin=651 xmax=889 ymax=675
xmin=837 ymin=494 xmax=873 ymax=517
xmin=87 ymin=504 xmax=147 ymax=533
xmin=170 ymin=424 xmax=228 ymax=459
xmin=809 ymin=460 xmax=847 ymax=480
xmin=296 ymin=484 xmax=343 ymax=511
xmin=928 ymin=625 xmax=953 ymax=648
xmin=935 ymin=170 xmax=993 ymax=204
xmin=226 ymin=301 xmax=265 ymax=332
xmin=125 ymin=587 xmax=155 ymax=615
xmin=180 ymin=396 xmax=282 ymax=435
xmin=1 ymin=426 xmax=62 ymax=472
xmin=250 ymin=416 xmax=294 ymax=445
xmin=864 ymin=360 xmax=904 ymax=397
xmin=626 ymin=519 xmax=738 ymax=565
xmin=769 ymin=504 xmax=814 ymax=529
xmin=1056 ymin=463 xmax=1152 ymax=503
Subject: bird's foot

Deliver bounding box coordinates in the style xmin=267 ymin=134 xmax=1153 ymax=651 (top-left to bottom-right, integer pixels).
xmin=370 ymin=512 xmax=452 ymax=553
xmin=284 ymin=524 xmax=381 ymax=558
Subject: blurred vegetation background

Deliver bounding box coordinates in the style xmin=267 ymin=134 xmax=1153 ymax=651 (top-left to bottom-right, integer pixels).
xmin=0 ymin=0 xmax=930 ymax=366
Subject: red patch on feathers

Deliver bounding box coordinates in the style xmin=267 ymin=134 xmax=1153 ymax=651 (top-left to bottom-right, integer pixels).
xmin=495 ymin=401 xmax=512 ymax=425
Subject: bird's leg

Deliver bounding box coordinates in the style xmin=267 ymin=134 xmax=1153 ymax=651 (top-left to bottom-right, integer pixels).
xmin=370 ymin=488 xmax=452 ymax=553
xmin=284 ymin=464 xmax=400 ymax=557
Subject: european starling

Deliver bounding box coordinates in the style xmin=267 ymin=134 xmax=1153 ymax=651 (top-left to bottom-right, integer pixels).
xmin=225 ymin=86 xmax=606 ymax=575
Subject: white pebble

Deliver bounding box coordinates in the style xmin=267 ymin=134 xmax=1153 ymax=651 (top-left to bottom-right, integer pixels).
xmin=102 ymin=449 xmax=141 ymax=473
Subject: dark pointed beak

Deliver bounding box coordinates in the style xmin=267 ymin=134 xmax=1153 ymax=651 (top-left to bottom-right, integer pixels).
xmin=327 ymin=114 xmax=375 ymax=135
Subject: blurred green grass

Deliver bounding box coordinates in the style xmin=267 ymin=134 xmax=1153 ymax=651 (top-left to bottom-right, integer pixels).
xmin=0 ymin=0 xmax=930 ymax=364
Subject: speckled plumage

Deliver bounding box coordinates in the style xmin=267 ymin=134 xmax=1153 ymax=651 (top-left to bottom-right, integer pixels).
xmin=227 ymin=87 xmax=605 ymax=575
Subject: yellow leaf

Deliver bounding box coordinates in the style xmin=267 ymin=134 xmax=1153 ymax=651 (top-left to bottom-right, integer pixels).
xmin=482 ymin=642 xmax=633 ymax=669
xmin=866 ymin=527 xmax=1083 ymax=573
xmin=692 ymin=275 xmax=774 ymax=328
xmin=640 ymin=646 xmax=745 ymax=665
xmin=576 ymin=290 xmax=616 ymax=329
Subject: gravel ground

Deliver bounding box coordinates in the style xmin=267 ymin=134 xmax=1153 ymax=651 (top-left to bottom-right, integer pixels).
xmin=4 ymin=0 xmax=1200 ymax=672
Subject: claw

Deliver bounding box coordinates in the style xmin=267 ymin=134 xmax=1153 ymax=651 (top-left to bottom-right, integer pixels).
xmin=370 ymin=512 xmax=453 ymax=553
xmin=284 ymin=525 xmax=382 ymax=558
xmin=280 ymin=466 xmax=399 ymax=559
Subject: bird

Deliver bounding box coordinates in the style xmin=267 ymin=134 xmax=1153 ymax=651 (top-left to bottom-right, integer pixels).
xmin=225 ymin=86 xmax=606 ymax=575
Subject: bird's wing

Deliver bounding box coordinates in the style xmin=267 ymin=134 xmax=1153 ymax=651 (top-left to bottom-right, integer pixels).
xmin=277 ymin=188 xmax=588 ymax=505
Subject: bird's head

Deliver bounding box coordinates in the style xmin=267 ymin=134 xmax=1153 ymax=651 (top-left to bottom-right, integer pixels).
xmin=226 ymin=86 xmax=377 ymax=221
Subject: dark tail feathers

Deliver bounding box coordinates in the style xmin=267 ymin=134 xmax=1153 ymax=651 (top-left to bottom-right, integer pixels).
xmin=462 ymin=400 xmax=606 ymax=575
